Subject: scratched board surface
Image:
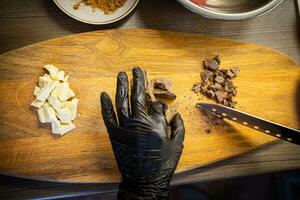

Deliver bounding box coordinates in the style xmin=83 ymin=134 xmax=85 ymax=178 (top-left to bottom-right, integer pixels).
xmin=0 ymin=29 xmax=299 ymax=183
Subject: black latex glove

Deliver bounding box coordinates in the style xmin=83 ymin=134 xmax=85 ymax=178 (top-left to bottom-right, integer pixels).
xmin=100 ymin=67 xmax=185 ymax=200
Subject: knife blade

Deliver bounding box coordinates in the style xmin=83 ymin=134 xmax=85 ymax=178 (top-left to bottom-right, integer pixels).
xmin=196 ymin=103 xmax=300 ymax=145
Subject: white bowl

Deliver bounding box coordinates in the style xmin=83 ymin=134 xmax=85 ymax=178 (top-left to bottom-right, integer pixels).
xmin=53 ymin=0 xmax=139 ymax=25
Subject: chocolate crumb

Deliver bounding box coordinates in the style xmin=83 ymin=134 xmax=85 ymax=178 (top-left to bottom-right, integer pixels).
xmin=204 ymin=129 xmax=211 ymax=134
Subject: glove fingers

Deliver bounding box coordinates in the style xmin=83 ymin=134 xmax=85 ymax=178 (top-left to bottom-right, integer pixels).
xmin=148 ymin=101 xmax=168 ymax=137
xmin=131 ymin=67 xmax=147 ymax=119
xmin=116 ymin=72 xmax=130 ymax=127
xmin=100 ymin=92 xmax=118 ymax=128
xmin=170 ymin=113 xmax=185 ymax=142
xmin=148 ymin=101 xmax=167 ymax=124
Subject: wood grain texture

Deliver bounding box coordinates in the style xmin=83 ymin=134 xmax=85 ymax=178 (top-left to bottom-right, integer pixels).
xmin=0 ymin=29 xmax=299 ymax=183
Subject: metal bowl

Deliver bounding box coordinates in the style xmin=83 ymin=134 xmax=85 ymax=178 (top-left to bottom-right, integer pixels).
xmin=177 ymin=0 xmax=283 ymax=20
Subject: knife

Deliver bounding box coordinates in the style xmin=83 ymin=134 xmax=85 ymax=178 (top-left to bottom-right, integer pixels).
xmin=196 ymin=103 xmax=300 ymax=145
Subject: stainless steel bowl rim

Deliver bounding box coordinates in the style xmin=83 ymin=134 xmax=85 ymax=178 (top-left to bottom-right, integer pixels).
xmin=177 ymin=0 xmax=284 ymax=20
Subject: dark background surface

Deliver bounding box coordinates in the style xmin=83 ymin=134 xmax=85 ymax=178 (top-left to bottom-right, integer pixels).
xmin=0 ymin=0 xmax=300 ymax=199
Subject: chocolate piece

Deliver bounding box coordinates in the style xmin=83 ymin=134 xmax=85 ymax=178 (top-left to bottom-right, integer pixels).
xmin=209 ymin=59 xmax=219 ymax=71
xmin=220 ymin=69 xmax=228 ymax=74
xmin=151 ymin=78 xmax=172 ymax=91
xmin=230 ymin=67 xmax=239 ymax=77
xmin=229 ymin=88 xmax=237 ymax=96
xmin=143 ymin=71 xmax=177 ymax=101
xmin=215 ymin=91 xmax=228 ymax=103
xmin=224 ymin=79 xmax=233 ymax=88
xmin=223 ymin=99 xmax=229 ymax=107
xmin=204 ymin=58 xmax=212 ymax=69
xmin=206 ymin=90 xmax=215 ymax=98
xmin=201 ymin=70 xmax=213 ymax=82
xmin=226 ymin=70 xmax=235 ymax=79
xmin=208 ymin=84 xmax=216 ymax=91
xmin=215 ymin=70 xmax=224 ymax=77
xmin=215 ymin=76 xmax=225 ymax=84
xmin=213 ymin=55 xmax=221 ymax=65
xmin=143 ymin=70 xmax=156 ymax=102
xmin=214 ymin=83 xmax=222 ymax=90
xmin=192 ymin=82 xmax=202 ymax=93
xmin=153 ymin=89 xmax=176 ymax=99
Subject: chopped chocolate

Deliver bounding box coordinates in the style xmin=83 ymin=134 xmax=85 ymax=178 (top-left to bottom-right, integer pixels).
xmin=213 ymin=55 xmax=221 ymax=65
xmin=193 ymin=56 xmax=239 ymax=108
xmin=220 ymin=69 xmax=228 ymax=74
xmin=209 ymin=59 xmax=219 ymax=71
xmin=215 ymin=75 xmax=225 ymax=84
xmin=230 ymin=67 xmax=239 ymax=77
xmin=204 ymin=58 xmax=212 ymax=69
xmin=153 ymin=89 xmax=177 ymax=99
xmin=143 ymin=70 xmax=156 ymax=102
xmin=215 ymin=70 xmax=224 ymax=77
xmin=201 ymin=70 xmax=213 ymax=82
xmin=226 ymin=70 xmax=235 ymax=79
xmin=206 ymin=90 xmax=215 ymax=98
xmin=230 ymin=88 xmax=237 ymax=96
xmin=223 ymin=99 xmax=229 ymax=107
xmin=192 ymin=82 xmax=202 ymax=93
xmin=143 ymin=71 xmax=177 ymax=101
xmin=214 ymin=83 xmax=222 ymax=90
xmin=215 ymin=91 xmax=228 ymax=103
xmin=207 ymin=84 xmax=216 ymax=91
xmin=151 ymin=78 xmax=172 ymax=91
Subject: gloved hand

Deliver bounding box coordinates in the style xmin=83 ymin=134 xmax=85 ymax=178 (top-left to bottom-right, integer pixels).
xmin=100 ymin=67 xmax=185 ymax=200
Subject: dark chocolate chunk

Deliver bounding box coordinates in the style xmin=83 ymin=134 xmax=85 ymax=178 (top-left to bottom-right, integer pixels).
xmin=143 ymin=70 xmax=156 ymax=103
xmin=226 ymin=70 xmax=235 ymax=79
xmin=215 ymin=75 xmax=225 ymax=84
xmin=220 ymin=69 xmax=228 ymax=74
xmin=230 ymin=67 xmax=239 ymax=77
xmin=215 ymin=70 xmax=224 ymax=77
xmin=223 ymin=99 xmax=229 ymax=106
xmin=206 ymin=90 xmax=215 ymax=98
xmin=151 ymin=78 xmax=172 ymax=91
xmin=192 ymin=82 xmax=201 ymax=93
xmin=153 ymin=89 xmax=177 ymax=99
xmin=230 ymin=88 xmax=237 ymax=96
xmin=204 ymin=58 xmax=212 ymax=69
xmin=215 ymin=91 xmax=228 ymax=103
xmin=208 ymin=84 xmax=216 ymax=91
xmin=213 ymin=55 xmax=221 ymax=65
xmin=214 ymin=83 xmax=222 ymax=90
xmin=201 ymin=70 xmax=213 ymax=82
xmin=209 ymin=59 xmax=219 ymax=71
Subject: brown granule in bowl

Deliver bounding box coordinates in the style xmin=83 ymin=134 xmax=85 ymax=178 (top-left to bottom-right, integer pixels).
xmin=74 ymin=0 xmax=127 ymax=14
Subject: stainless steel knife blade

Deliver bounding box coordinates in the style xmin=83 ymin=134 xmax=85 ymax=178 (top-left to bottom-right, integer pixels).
xmin=196 ymin=103 xmax=300 ymax=145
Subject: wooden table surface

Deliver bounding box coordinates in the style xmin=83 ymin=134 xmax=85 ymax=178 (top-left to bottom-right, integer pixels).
xmin=0 ymin=0 xmax=300 ymax=199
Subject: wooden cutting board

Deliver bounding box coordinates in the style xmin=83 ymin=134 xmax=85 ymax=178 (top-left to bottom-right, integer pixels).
xmin=0 ymin=29 xmax=299 ymax=183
